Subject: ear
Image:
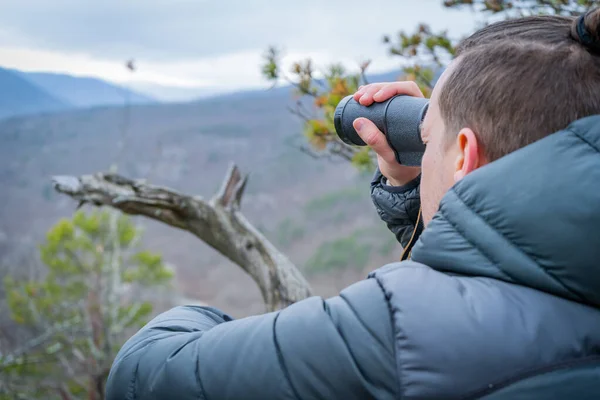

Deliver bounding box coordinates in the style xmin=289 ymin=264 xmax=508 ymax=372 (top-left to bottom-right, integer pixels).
xmin=453 ymin=128 xmax=481 ymax=182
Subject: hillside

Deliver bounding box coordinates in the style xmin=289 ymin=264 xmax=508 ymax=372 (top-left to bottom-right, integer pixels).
xmin=0 ymin=67 xmax=70 ymax=119
xmin=0 ymin=83 xmax=404 ymax=318
xmin=0 ymin=67 xmax=157 ymax=121
xmin=18 ymin=70 xmax=156 ymax=108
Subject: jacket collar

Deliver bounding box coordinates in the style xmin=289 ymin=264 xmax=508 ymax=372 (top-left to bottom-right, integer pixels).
xmin=411 ymin=115 xmax=600 ymax=308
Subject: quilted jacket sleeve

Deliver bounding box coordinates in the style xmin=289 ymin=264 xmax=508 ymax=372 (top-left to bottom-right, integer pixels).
xmin=105 ymin=277 xmax=398 ymax=400
xmin=370 ymin=168 xmax=421 ymax=248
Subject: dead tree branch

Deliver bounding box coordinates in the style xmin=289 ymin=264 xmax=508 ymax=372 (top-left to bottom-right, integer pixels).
xmin=52 ymin=164 xmax=312 ymax=312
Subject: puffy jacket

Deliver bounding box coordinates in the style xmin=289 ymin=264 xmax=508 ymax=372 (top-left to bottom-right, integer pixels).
xmin=370 ymin=169 xmax=422 ymax=252
xmin=106 ymin=116 xmax=600 ymax=400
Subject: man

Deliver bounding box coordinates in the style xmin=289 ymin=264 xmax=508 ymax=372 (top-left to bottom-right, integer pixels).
xmin=106 ymin=10 xmax=600 ymax=400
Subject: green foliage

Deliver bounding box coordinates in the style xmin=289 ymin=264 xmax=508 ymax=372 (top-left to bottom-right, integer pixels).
xmin=351 ymin=147 xmax=375 ymax=171
xmin=2 ymin=209 xmax=173 ymax=399
xmin=306 ymin=232 xmax=373 ymax=273
xmin=261 ymin=47 xmax=374 ymax=165
xmin=125 ymin=251 xmax=173 ymax=284
xmin=305 ymin=224 xmax=397 ymax=273
xmin=262 ymin=0 xmax=600 ymax=167
xmin=443 ymin=0 xmax=598 ymax=16
xmin=261 ymin=46 xmax=280 ymax=81
xmin=303 ymin=186 xmax=366 ymax=216
xmin=383 ymin=23 xmax=455 ymax=97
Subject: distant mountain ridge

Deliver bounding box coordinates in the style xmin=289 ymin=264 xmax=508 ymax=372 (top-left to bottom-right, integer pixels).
xmin=0 ymin=67 xmax=70 ymax=120
xmin=200 ymin=67 xmax=444 ymax=103
xmin=0 ymin=64 xmax=444 ymax=121
xmin=18 ymin=71 xmax=155 ymax=108
xmin=0 ymin=67 xmax=157 ymax=121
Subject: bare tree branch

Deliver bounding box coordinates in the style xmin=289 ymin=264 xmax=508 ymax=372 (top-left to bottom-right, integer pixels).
xmin=52 ymin=165 xmax=312 ymax=312
xmin=360 ymin=59 xmax=371 ymax=85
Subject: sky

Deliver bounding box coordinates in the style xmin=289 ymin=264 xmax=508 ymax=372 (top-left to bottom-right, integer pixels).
xmin=0 ymin=0 xmax=481 ymax=100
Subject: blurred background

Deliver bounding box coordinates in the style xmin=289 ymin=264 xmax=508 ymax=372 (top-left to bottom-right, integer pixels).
xmin=1 ymin=1 xmax=590 ymax=398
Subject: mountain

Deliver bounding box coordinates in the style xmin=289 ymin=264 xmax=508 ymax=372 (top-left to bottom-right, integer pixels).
xmin=128 ymin=69 xmax=411 ymax=103
xmin=193 ymin=67 xmax=444 ymax=103
xmin=0 ymin=67 xmax=158 ymax=121
xmin=128 ymin=82 xmax=224 ymax=102
xmin=0 ymin=67 xmax=70 ymax=120
xmin=16 ymin=70 xmax=156 ymax=108
xmin=0 ymin=63 xmax=442 ymax=121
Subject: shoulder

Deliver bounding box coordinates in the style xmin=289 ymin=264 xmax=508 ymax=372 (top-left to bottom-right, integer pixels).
xmin=366 ymin=260 xmax=600 ymax=399
xmin=368 ymin=260 xmax=441 ymax=293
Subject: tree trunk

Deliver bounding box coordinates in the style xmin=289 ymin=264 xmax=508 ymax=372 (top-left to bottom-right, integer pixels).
xmin=52 ymin=164 xmax=312 ymax=312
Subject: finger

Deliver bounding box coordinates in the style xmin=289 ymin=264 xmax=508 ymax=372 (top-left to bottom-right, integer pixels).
xmin=353 ymin=118 xmax=396 ymax=163
xmin=372 ymin=81 xmax=424 ymax=102
xmin=358 ymin=83 xmax=387 ymax=106
xmin=353 ymin=89 xmax=364 ymax=101
xmin=353 ymin=83 xmax=382 ymax=101
xmin=353 ymin=84 xmax=370 ymax=100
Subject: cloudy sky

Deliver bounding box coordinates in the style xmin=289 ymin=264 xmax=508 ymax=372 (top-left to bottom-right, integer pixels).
xmin=0 ymin=0 xmax=480 ymax=100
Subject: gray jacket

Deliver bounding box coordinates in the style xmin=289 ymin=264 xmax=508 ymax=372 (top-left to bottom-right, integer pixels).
xmin=106 ymin=116 xmax=600 ymax=400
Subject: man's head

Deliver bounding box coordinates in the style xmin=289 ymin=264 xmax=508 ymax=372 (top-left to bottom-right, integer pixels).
xmin=419 ymin=9 xmax=600 ymax=225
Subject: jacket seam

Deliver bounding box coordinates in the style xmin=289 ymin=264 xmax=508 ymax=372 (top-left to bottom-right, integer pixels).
xmin=371 ymin=188 xmax=419 ymax=213
xmin=123 ymin=333 xmax=209 ymax=400
xmin=125 ymin=362 xmax=138 ymax=400
xmin=338 ymin=291 xmax=394 ymax=359
xmin=272 ymin=311 xmax=302 ymax=400
xmin=438 ymin=205 xmax=514 ymax=281
xmin=194 ymin=336 xmax=210 ymax=400
xmin=372 ymin=275 xmax=403 ymax=399
xmin=322 ymin=299 xmax=374 ymax=396
xmin=448 ymin=188 xmax=586 ymax=302
xmin=459 ymin=355 xmax=600 ymax=399
xmin=371 ymin=191 xmax=397 ymax=216
xmin=569 ymin=126 xmax=600 ymax=154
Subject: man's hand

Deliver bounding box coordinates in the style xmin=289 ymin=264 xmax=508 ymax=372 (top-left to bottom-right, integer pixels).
xmin=352 ymin=82 xmax=423 ymax=186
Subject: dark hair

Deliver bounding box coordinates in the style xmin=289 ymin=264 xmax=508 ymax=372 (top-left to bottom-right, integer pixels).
xmin=438 ymin=8 xmax=600 ymax=162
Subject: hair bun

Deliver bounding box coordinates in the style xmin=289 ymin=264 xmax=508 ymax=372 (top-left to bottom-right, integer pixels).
xmin=572 ymin=8 xmax=600 ymax=53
